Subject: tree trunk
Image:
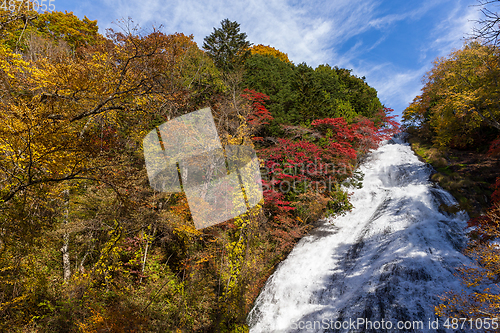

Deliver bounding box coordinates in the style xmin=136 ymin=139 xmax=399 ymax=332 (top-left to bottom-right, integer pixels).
xmin=61 ymin=232 xmax=71 ymax=282
xmin=60 ymin=189 xmax=71 ymax=282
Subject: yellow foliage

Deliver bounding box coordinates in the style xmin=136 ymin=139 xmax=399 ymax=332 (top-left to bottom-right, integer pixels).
xmin=173 ymin=224 xmax=202 ymax=238
xmin=250 ymin=44 xmax=292 ymax=64
xmin=418 ymin=42 xmax=500 ymax=147
xmin=223 ymin=115 xmax=254 ymax=147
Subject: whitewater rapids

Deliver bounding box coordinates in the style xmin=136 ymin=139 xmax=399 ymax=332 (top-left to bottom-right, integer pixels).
xmin=247 ymin=135 xmax=472 ymax=333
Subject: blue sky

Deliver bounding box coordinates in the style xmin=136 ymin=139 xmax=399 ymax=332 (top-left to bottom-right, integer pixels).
xmin=59 ymin=0 xmax=481 ymax=119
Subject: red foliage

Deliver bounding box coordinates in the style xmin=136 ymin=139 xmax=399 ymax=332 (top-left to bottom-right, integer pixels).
xmin=119 ymin=236 xmax=149 ymax=281
xmin=256 ymin=107 xmax=399 ymax=214
xmin=259 ymin=122 xmax=352 ymax=210
xmin=467 ymin=215 xmax=491 ymax=241
xmin=259 ymin=135 xmax=352 ymax=212
xmin=487 ymin=136 xmax=500 ymax=156
xmin=261 ymin=183 xmax=296 ymax=212
xmin=374 ymin=107 xmax=400 ymax=140
xmin=492 ymin=176 xmax=500 ymax=205
xmin=311 ymin=117 xmax=362 ymax=142
xmin=241 ymin=89 xmax=273 ymax=127
xmin=350 ymin=118 xmax=380 ymax=153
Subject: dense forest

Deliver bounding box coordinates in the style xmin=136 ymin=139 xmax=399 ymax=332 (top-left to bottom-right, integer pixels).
xmin=402 ymin=1 xmax=500 ymax=321
xmin=0 ymin=5 xmax=398 ymax=333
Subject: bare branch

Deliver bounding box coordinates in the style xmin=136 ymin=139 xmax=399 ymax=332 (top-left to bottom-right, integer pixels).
xmin=472 ymin=0 xmax=500 ymax=45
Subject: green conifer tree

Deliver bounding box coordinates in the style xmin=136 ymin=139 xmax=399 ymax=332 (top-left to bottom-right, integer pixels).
xmin=203 ymin=19 xmax=252 ymax=71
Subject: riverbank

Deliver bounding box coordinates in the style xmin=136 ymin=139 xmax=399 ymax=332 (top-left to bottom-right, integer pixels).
xmin=407 ymin=133 xmax=500 ymax=217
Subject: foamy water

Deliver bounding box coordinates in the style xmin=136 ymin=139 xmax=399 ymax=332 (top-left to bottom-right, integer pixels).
xmin=248 ymin=135 xmax=472 ymax=333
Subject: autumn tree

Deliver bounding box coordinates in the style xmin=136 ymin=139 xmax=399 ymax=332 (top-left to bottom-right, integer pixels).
xmin=250 ymin=44 xmax=291 ymax=63
xmin=0 ymin=17 xmax=227 ymax=330
xmin=33 ymin=11 xmax=102 ymax=50
xmin=0 ymin=5 xmax=101 ymax=53
xmin=0 ymin=2 xmax=39 ymax=51
xmin=403 ymin=41 xmax=500 ymax=149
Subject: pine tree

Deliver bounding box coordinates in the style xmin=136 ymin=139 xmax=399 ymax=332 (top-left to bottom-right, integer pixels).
xmin=203 ymin=19 xmax=252 ymax=71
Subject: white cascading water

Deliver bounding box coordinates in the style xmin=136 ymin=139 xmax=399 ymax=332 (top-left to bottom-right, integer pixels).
xmin=247 ymin=135 xmax=473 ymax=333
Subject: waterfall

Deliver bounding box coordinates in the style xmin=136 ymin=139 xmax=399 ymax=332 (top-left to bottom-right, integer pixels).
xmin=248 ymin=135 xmax=471 ymax=333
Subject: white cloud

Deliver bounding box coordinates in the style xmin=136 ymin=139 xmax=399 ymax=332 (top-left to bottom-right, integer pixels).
xmin=93 ymin=0 xmax=384 ymax=66
xmin=368 ymin=0 xmax=444 ymax=30
xmin=344 ymin=0 xmax=482 ymax=117
xmin=428 ymin=0 xmax=481 ymax=56
xmin=374 ymin=67 xmax=428 ymax=110
xmin=80 ymin=0 xmax=483 ymax=119
xmin=341 ymin=59 xmax=429 ymax=117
